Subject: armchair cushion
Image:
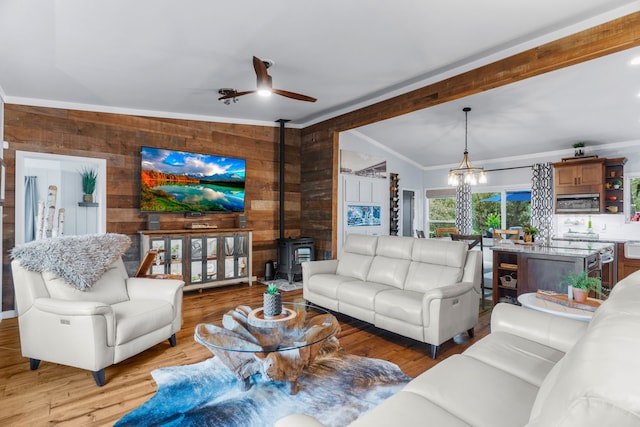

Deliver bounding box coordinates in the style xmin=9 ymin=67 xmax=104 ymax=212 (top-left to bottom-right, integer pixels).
xmin=42 ymin=261 xmax=130 ymax=305
xmin=113 ymin=300 xmax=174 ymax=345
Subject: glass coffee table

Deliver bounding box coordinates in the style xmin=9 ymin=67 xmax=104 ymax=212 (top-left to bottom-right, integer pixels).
xmin=195 ymin=302 xmax=340 ymax=394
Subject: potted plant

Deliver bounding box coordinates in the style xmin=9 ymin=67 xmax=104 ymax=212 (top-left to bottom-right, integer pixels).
xmin=572 ymin=142 xmax=585 ymax=156
xmin=612 ymin=179 xmax=622 ymax=189
xmin=523 ymin=225 xmax=539 ymax=243
xmin=559 ymin=270 xmax=602 ymax=303
xmin=263 ymin=282 xmax=283 ymax=318
xmin=80 ymin=167 xmax=97 ymax=203
xmin=486 ymin=213 xmax=501 ymax=237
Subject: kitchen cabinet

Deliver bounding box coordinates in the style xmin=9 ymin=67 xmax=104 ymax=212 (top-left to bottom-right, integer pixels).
xmin=617 ymin=242 xmax=640 ymax=281
xmin=492 ymin=241 xmax=608 ymax=305
xmin=553 ymin=158 xmax=605 ymax=194
xmin=604 ymin=157 xmax=626 ymax=214
xmin=139 ymin=228 xmax=253 ymax=291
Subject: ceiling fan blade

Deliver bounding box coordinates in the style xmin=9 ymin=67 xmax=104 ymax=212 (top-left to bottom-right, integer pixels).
xmin=253 ymin=56 xmax=269 ymax=85
xmin=272 ymin=88 xmax=317 ymax=103
xmin=218 ymin=90 xmax=255 ymax=100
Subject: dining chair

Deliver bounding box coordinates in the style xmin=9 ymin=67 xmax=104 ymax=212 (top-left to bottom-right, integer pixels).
xmin=435 ymin=227 xmax=459 ymax=238
xmin=492 ymin=229 xmax=520 ymax=241
xmin=451 ymin=234 xmax=486 ymax=309
xmin=416 ymin=230 xmax=426 ymax=238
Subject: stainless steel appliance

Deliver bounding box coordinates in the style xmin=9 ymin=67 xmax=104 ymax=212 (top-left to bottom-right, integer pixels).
xmin=556 ymin=193 xmax=600 ymax=213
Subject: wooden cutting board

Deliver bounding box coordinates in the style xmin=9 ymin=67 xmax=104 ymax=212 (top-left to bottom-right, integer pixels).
xmin=535 ymin=290 xmax=602 ymax=312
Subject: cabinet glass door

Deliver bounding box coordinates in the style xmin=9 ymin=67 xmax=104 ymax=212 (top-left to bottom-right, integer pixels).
xmin=237 ymin=234 xmax=248 ymax=278
xmin=224 ymin=236 xmax=235 ymax=278
xmin=150 ymin=238 xmax=166 ymax=275
xmin=206 ymin=237 xmax=218 ymax=281
xmin=168 ymin=238 xmax=184 ymax=276
xmin=190 ymin=237 xmax=204 ymax=283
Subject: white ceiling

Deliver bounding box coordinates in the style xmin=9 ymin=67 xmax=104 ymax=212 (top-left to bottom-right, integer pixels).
xmin=1 ymin=0 xmax=639 ymax=169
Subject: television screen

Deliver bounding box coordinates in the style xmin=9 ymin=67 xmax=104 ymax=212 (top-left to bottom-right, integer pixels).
xmin=140 ymin=146 xmax=246 ymax=213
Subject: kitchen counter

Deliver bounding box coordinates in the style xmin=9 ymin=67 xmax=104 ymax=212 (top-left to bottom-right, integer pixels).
xmin=491 ymin=240 xmax=611 ymax=306
xmin=491 ymin=240 xmax=614 ymax=257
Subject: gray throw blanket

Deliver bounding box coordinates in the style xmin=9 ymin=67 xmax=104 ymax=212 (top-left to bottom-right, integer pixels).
xmin=11 ymin=233 xmax=131 ymax=291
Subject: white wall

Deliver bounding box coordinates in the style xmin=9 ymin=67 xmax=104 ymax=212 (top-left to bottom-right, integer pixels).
xmin=338 ymin=130 xmax=425 ymax=253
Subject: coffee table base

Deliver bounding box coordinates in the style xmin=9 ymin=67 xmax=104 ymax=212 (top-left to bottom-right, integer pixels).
xmin=195 ymin=304 xmax=340 ymax=394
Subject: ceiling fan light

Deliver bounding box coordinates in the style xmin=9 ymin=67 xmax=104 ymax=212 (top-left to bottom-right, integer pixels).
xmin=257 ymin=88 xmax=272 ymax=97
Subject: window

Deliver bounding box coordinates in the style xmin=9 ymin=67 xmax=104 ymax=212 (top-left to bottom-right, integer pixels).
xmin=427 ymin=189 xmax=531 ymax=237
xmin=629 ymin=176 xmax=640 ymax=221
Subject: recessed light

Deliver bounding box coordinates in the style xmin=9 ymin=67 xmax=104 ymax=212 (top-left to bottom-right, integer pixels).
xmin=630 ymin=56 xmax=640 ymax=66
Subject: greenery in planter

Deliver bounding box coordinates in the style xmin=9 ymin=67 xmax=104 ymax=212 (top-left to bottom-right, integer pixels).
xmin=559 ymin=270 xmax=603 ymax=297
xmin=486 ymin=213 xmax=501 ymax=229
xmin=523 ymin=225 xmax=539 ymax=236
xmin=612 ymin=179 xmax=622 ymax=187
xmin=80 ymin=167 xmax=98 ymax=195
xmin=572 ymin=142 xmax=585 ymax=149
xmin=266 ymin=282 xmax=279 ymax=295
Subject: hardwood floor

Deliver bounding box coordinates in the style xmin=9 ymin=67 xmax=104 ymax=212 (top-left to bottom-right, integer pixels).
xmin=0 ymin=284 xmax=492 ymax=426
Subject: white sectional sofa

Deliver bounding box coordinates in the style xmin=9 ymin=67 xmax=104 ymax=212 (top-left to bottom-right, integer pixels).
xmin=278 ymin=269 xmax=640 ymax=427
xmin=302 ymin=234 xmax=482 ymax=358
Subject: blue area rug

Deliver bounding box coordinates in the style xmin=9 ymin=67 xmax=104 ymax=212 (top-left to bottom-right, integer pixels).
xmin=116 ymin=352 xmax=410 ymax=427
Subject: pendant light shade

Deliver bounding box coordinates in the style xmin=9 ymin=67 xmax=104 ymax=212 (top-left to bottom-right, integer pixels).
xmin=448 ymin=107 xmax=487 ymax=186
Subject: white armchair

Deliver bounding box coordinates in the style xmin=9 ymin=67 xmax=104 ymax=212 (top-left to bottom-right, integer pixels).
xmin=11 ymin=257 xmax=184 ymax=386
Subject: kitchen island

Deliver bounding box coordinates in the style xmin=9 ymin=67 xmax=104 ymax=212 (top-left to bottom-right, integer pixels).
xmin=491 ymin=240 xmax=614 ymax=305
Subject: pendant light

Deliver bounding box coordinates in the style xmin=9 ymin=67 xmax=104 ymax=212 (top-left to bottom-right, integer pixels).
xmin=448 ymin=107 xmax=487 ymax=186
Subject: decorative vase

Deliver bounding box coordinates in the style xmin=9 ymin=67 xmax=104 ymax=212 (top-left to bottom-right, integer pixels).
xmin=263 ymin=292 xmax=282 ymax=318
xmin=574 ymin=147 xmax=584 ymax=156
xmin=573 ymin=287 xmax=588 ymax=303
xmin=83 ymin=193 xmax=94 ymax=203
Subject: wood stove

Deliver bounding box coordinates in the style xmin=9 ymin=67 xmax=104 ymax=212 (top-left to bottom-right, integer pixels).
xmin=277 ymin=237 xmax=314 ymax=283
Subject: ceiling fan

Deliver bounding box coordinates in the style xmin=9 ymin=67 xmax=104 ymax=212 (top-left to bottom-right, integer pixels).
xmin=218 ymin=56 xmax=317 ymax=103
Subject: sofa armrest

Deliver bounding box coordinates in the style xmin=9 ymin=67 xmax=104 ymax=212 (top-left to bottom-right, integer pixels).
xmin=126 ymin=277 xmax=184 ymax=303
xmin=275 ymin=414 xmax=327 ymax=427
xmin=302 ymin=259 xmax=338 ymax=283
xmin=491 ymin=302 xmax=588 ymax=352
xmin=422 ymin=281 xmax=474 ymax=305
xmin=33 ymin=298 xmax=112 ymax=316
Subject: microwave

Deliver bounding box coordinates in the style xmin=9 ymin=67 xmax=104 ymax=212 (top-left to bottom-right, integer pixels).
xmin=556 ymin=193 xmax=600 ymax=212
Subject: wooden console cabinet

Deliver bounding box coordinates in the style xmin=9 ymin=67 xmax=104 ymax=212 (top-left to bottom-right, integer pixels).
xmin=139 ymin=228 xmax=253 ymax=291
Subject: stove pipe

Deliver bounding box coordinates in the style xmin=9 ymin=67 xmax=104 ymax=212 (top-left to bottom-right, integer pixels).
xmin=276 ymin=119 xmax=290 ymax=240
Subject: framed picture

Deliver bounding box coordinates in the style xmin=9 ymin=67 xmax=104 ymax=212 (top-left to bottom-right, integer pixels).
xmin=347 ymin=205 xmax=381 ymax=227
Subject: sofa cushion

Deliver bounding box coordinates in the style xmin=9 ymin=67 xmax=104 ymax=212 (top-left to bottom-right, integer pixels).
xmin=306 ymin=274 xmax=360 ymax=299
xmin=375 ymin=235 xmax=414 ymax=258
xmin=337 ymin=281 xmax=394 ymax=311
xmin=403 ymin=240 xmax=467 ymax=293
xmin=42 ymin=260 xmax=130 ymax=305
xmin=406 ymin=354 xmax=539 ymax=427
xmin=374 ymin=289 xmax=423 ymax=325
xmin=113 ymin=299 xmax=174 ymax=345
xmin=336 ymin=252 xmax=374 ymax=281
xmin=367 ymin=256 xmax=411 ymax=289
xmin=462 ymin=331 xmax=565 ymax=387
xmin=528 ymin=309 xmax=640 ymax=426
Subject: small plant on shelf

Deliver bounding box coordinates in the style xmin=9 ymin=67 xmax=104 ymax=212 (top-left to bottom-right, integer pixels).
xmin=572 ymin=142 xmax=585 ymax=156
xmin=80 ymin=167 xmax=97 ymax=203
xmin=612 ymin=179 xmax=622 ymax=189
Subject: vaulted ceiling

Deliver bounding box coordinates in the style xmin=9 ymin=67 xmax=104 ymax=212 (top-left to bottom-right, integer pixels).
xmin=1 ymin=0 xmax=638 ymax=168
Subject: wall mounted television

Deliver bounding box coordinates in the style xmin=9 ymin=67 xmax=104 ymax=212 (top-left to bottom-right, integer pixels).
xmin=140 ymin=146 xmax=246 ymax=213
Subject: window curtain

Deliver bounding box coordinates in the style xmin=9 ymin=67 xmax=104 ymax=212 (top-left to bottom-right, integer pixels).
xmin=24 ymin=176 xmax=38 ymax=242
xmin=531 ymin=163 xmax=554 ymax=243
xmin=455 ymin=183 xmax=472 ymax=234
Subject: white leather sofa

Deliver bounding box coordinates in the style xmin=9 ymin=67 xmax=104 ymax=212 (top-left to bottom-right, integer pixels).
xmin=303 ymin=234 xmax=482 ymax=358
xmin=11 ymin=258 xmax=184 ymax=386
xmin=278 ymin=269 xmax=640 ymax=427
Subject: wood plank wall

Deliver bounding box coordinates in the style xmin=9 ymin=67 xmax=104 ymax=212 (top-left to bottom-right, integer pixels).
xmin=2 ymin=105 xmax=302 ymax=311
xmin=300 ymin=12 xmax=640 ymax=259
